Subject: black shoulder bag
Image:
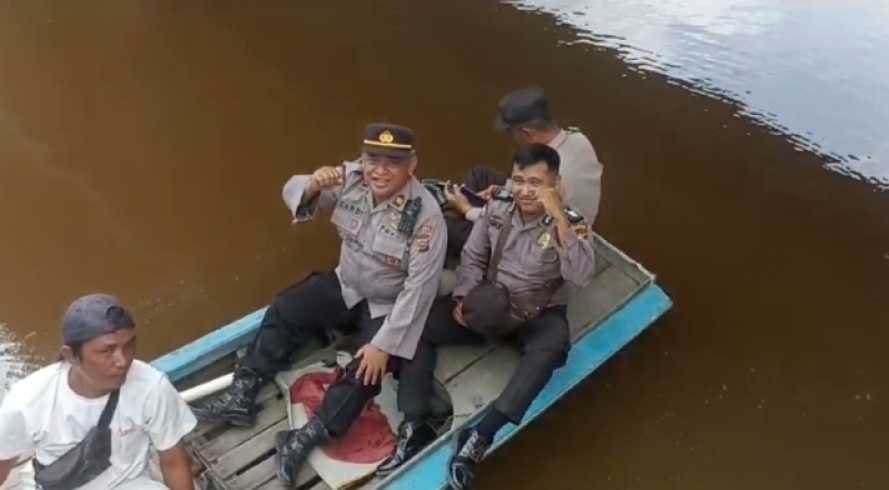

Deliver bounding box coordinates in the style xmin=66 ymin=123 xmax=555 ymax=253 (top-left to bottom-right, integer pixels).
xmin=33 ymin=389 xmax=120 ymax=490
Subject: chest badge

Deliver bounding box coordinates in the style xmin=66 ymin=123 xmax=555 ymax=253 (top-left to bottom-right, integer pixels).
xmin=393 ymin=194 xmax=406 ymax=209
xmin=537 ymin=231 xmax=552 ymax=249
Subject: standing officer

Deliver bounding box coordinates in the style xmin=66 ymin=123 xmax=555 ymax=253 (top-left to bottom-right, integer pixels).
xmin=444 ymin=87 xmax=603 ymax=257
xmin=495 ymin=86 xmax=604 ymax=225
xmin=376 ymin=144 xmax=596 ymax=489
xmin=194 ymin=123 xmax=446 ymax=484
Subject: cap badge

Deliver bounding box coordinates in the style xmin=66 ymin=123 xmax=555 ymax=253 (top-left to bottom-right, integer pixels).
xmin=379 ymin=130 xmax=395 ymax=144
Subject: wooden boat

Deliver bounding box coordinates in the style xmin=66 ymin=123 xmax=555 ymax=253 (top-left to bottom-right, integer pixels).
xmin=152 ymin=233 xmax=672 ymax=489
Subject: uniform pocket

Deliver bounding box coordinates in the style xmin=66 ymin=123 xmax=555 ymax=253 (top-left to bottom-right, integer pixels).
xmin=523 ymin=243 xmax=560 ymax=269
xmin=331 ymin=207 xmax=362 ymax=240
xmin=372 ymin=233 xmax=408 ymax=269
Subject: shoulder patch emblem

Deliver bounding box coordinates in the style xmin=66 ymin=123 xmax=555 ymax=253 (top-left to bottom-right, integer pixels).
xmin=414 ymin=223 xmax=434 ymax=253
xmin=393 ymin=194 xmax=406 ymax=209
xmin=573 ymin=223 xmax=590 ymax=239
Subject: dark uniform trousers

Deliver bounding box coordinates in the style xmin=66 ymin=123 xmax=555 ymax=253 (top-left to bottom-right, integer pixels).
xmin=399 ymin=295 xmax=571 ymax=424
xmin=244 ymin=270 xmax=408 ymax=437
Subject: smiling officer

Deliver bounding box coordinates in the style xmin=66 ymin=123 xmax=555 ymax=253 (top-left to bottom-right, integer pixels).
xmin=378 ymin=144 xmax=596 ymax=488
xmin=194 ymin=123 xmax=446 ymax=484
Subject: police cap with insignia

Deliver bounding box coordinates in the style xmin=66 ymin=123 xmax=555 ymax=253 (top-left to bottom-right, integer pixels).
xmin=363 ymin=123 xmax=416 ymax=160
xmin=494 ymin=87 xmax=552 ymax=130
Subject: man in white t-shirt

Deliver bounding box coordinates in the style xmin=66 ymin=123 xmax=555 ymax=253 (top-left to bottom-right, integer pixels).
xmin=0 ymin=294 xmax=197 ymax=490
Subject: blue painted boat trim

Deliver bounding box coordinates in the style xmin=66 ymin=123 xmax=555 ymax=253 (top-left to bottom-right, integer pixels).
xmin=381 ymin=283 xmax=672 ymax=490
xmin=152 ymin=307 xmax=267 ymax=382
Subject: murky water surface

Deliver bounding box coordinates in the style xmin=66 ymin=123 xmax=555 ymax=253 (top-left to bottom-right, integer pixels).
xmin=512 ymin=0 xmax=889 ymax=187
xmin=1 ymin=1 xmax=887 ymax=488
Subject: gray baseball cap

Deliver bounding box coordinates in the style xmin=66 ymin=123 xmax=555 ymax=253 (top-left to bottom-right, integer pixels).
xmin=62 ymin=293 xmax=136 ymax=345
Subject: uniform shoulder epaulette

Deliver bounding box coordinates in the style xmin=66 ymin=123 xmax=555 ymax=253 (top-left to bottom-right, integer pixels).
xmin=492 ymin=189 xmax=513 ymax=202
xmin=543 ymin=206 xmax=586 ymax=226
xmin=564 ymin=206 xmax=585 ymax=224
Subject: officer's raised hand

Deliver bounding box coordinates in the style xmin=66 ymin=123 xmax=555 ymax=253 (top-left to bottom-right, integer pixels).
xmin=538 ymin=186 xmax=565 ymax=222
xmin=477 ymin=184 xmax=501 ymax=202
xmin=539 ymin=186 xmax=576 ymax=249
xmin=306 ymin=165 xmax=344 ymax=196
xmin=355 ymin=343 xmax=390 ymax=386
xmin=445 ymin=184 xmax=473 ymax=217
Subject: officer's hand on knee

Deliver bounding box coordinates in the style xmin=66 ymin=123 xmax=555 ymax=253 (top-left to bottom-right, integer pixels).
xmin=355 ymin=344 xmax=390 ymax=386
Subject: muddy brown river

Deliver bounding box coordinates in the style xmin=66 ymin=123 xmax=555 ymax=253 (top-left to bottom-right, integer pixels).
xmin=1 ymin=1 xmax=887 ymax=488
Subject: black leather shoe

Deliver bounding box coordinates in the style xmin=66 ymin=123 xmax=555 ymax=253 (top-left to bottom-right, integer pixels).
xmin=376 ymin=420 xmax=438 ymax=476
xmin=447 ymin=428 xmax=491 ymax=490
xmin=275 ymin=417 xmax=331 ymax=484
xmin=192 ymin=367 xmax=264 ymax=427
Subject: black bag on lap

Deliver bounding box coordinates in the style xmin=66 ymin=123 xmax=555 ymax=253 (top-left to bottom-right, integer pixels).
xmin=33 ymin=389 xmax=119 ymax=490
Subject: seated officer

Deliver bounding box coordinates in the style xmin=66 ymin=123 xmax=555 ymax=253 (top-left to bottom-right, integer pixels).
xmin=194 ymin=123 xmax=446 ymax=484
xmin=376 ymin=144 xmax=596 ymax=489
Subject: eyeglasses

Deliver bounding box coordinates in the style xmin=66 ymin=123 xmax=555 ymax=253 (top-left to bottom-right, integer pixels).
xmin=363 ymin=154 xmax=408 ymax=172
xmin=510 ymin=175 xmax=546 ymax=191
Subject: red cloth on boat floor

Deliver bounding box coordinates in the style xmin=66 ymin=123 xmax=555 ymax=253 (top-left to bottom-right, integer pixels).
xmin=289 ymin=369 xmax=396 ymax=464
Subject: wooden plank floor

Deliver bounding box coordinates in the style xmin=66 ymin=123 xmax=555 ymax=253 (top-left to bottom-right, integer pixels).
xmin=187 ymin=383 xmax=325 ymax=490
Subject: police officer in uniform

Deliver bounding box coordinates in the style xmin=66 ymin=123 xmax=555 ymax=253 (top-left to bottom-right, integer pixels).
xmin=376 ymin=144 xmax=596 ymax=489
xmin=496 ymin=86 xmax=604 ymax=225
xmin=194 ymin=123 xmax=446 ymax=484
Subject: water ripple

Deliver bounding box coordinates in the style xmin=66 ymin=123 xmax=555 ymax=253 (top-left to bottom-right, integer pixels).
xmin=505 ymin=0 xmax=889 ymax=189
xmin=0 ymin=324 xmax=38 ymax=403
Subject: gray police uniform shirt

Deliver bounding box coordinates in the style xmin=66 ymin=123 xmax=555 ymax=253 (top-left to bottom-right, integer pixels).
xmin=550 ymin=128 xmax=603 ymax=226
xmin=281 ymin=160 xmax=446 ymax=360
xmin=454 ymin=198 xmax=596 ymax=307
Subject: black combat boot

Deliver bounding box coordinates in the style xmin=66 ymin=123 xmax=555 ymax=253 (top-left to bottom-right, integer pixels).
xmin=376 ymin=419 xmax=438 ymax=476
xmin=447 ymin=428 xmax=492 ymax=490
xmin=275 ymin=417 xmax=331 ymax=484
xmin=192 ymin=366 xmax=264 ymax=427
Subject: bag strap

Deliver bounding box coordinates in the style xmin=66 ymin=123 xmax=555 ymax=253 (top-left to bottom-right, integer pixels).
xmin=486 ymin=205 xmax=516 ymax=283
xmin=97 ymin=389 xmax=120 ymax=429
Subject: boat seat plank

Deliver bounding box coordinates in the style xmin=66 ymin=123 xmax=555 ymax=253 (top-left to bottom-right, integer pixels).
xmin=196 ymin=393 xmax=288 ymax=462
xmin=445 ymin=347 xmax=520 ymax=425
xmin=433 ymin=344 xmax=496 ymax=383
xmin=568 ymin=265 xmax=640 ymax=340
xmin=232 ymin=456 xmax=319 ymax=490
xmin=253 ymin=476 xmax=331 ymax=490
xmin=218 ymin=422 xmax=319 ymax=490
xmin=190 ymin=383 xmax=282 ymax=440
xmin=302 ymin=481 xmax=333 ymax=490
xmin=215 ymin=418 xmax=289 ymax=479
